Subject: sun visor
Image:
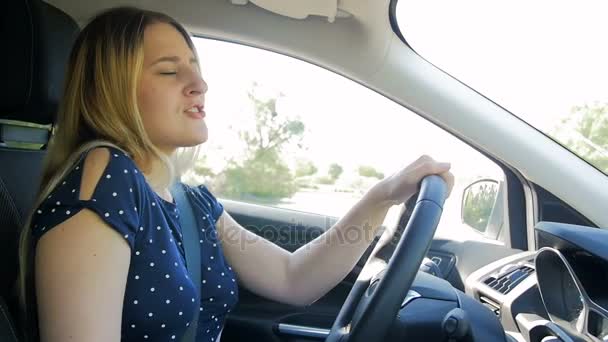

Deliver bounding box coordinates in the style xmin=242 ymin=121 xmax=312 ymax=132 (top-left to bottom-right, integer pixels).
xmin=229 ymin=0 xmax=352 ymax=22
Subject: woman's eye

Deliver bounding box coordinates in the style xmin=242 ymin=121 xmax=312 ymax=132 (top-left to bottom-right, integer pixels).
xmin=160 ymin=71 xmax=177 ymax=75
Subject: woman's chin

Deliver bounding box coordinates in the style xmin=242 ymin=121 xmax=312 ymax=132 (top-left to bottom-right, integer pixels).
xmin=188 ymin=133 xmax=208 ymax=146
xmin=186 ymin=127 xmax=208 ymax=145
xmin=178 ymin=138 xmax=207 ymax=148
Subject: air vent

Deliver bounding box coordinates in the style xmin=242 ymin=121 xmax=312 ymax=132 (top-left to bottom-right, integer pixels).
xmin=480 ymin=296 xmax=501 ymax=317
xmin=483 ymin=265 xmax=534 ymax=294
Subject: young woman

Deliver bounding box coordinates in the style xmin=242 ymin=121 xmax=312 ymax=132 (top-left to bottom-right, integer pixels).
xmin=18 ymin=6 xmax=454 ymax=342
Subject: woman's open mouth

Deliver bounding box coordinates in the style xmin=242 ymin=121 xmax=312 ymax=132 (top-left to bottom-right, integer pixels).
xmin=185 ymin=105 xmax=206 ymax=119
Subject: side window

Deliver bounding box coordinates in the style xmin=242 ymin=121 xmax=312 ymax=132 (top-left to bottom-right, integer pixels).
xmin=184 ymin=37 xmax=506 ymax=243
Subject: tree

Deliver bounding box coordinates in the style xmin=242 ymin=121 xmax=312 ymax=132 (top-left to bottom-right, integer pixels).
xmin=462 ymin=183 xmax=498 ymax=232
xmin=216 ymin=84 xmax=305 ymax=201
xmin=240 ymin=85 xmax=305 ymax=155
xmin=358 ymin=165 xmax=384 ymax=180
xmin=328 ymin=163 xmax=343 ymax=181
xmin=295 ymin=159 xmax=318 ymax=177
xmin=219 ymin=149 xmax=298 ymax=200
xmin=557 ymin=102 xmax=608 ymax=174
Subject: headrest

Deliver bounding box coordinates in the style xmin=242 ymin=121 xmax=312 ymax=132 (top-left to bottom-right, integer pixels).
xmin=1 ymin=0 xmax=80 ymax=125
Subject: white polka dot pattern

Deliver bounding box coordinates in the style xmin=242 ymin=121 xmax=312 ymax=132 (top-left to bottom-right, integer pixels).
xmin=30 ymin=146 xmax=238 ymax=341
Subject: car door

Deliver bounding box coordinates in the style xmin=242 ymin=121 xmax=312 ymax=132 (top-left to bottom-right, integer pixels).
xmin=183 ymin=36 xmax=525 ymax=342
xmin=218 ymin=200 xmax=523 ymax=342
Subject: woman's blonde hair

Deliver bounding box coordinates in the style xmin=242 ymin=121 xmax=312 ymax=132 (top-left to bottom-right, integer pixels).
xmin=17 ymin=7 xmax=201 ymax=341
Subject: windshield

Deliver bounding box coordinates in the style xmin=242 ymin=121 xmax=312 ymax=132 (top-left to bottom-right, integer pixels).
xmin=394 ymin=0 xmax=608 ymax=175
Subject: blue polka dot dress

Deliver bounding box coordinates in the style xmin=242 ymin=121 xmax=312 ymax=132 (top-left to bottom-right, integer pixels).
xmin=31 ymin=146 xmax=239 ymax=341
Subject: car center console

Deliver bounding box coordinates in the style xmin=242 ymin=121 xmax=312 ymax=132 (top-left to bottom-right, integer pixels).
xmin=465 ymin=251 xmax=549 ymax=340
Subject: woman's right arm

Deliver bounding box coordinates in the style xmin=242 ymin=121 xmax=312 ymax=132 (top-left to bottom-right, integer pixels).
xmin=35 ymin=148 xmax=131 ymax=342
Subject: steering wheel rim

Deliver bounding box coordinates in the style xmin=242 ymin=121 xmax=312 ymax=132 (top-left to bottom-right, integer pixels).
xmin=326 ymin=175 xmax=448 ymax=342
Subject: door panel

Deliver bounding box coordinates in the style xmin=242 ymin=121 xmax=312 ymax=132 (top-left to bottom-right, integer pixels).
xmin=221 ymin=201 xmax=367 ymax=342
xmin=220 ymin=201 xmax=520 ymax=341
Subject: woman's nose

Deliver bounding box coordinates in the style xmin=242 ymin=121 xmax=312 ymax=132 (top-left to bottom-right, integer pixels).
xmin=185 ymin=72 xmax=208 ymax=96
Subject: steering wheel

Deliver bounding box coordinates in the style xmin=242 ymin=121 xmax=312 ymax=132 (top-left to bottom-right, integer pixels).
xmin=326 ymin=175 xmax=448 ymax=342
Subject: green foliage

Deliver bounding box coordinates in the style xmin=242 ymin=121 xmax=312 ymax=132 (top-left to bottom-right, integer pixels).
xmin=214 ymin=84 xmax=305 ymax=201
xmin=558 ymin=103 xmax=608 ymax=174
xmin=295 ymin=159 xmax=318 ymax=177
xmin=219 ymin=149 xmax=298 ymax=200
xmin=316 ymin=176 xmax=335 ymax=185
xmin=240 ymin=86 xmax=305 ymax=154
xmin=328 ymin=163 xmax=343 ymax=181
xmin=462 ymin=183 xmax=498 ymax=232
xmin=296 ymin=177 xmax=319 ymax=190
xmin=358 ymin=165 xmax=385 ymax=179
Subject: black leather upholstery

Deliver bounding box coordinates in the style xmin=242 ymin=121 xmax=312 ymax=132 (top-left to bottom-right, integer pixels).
xmin=0 ymin=297 xmax=19 ymax=342
xmin=0 ymin=149 xmax=47 ymax=299
xmin=0 ymin=1 xmax=80 ymax=340
xmin=1 ymin=0 xmax=79 ymax=124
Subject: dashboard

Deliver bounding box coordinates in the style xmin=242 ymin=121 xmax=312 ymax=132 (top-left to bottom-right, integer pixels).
xmin=465 ymin=222 xmax=608 ymax=342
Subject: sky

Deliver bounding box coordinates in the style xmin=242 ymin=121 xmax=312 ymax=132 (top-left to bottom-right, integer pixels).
xmin=397 ymin=0 xmax=608 ymax=130
xmin=190 ymin=0 xmax=607 ymax=186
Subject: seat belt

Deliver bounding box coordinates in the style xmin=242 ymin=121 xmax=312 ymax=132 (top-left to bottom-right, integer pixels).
xmin=171 ymin=182 xmax=201 ymax=342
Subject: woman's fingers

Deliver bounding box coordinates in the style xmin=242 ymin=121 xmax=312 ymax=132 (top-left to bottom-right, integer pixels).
xmin=439 ymin=171 xmax=455 ymax=198
xmin=411 ymin=157 xmax=451 ymax=181
xmin=411 ymin=157 xmax=454 ymax=198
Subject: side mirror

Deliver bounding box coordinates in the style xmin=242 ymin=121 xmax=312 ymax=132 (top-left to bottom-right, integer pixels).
xmin=461 ymin=179 xmax=502 ymax=235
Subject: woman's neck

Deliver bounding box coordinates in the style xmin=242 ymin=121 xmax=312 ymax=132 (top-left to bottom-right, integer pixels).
xmin=134 ymin=152 xmax=174 ymax=202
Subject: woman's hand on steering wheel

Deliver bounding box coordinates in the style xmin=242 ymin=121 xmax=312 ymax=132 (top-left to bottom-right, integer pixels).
xmin=369 ymin=155 xmax=455 ymax=207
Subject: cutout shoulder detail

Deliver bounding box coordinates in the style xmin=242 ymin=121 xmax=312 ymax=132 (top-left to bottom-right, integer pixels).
xmin=79 ymin=147 xmax=111 ymax=201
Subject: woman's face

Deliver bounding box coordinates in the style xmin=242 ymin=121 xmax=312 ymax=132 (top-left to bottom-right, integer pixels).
xmin=137 ymin=22 xmax=208 ymax=154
